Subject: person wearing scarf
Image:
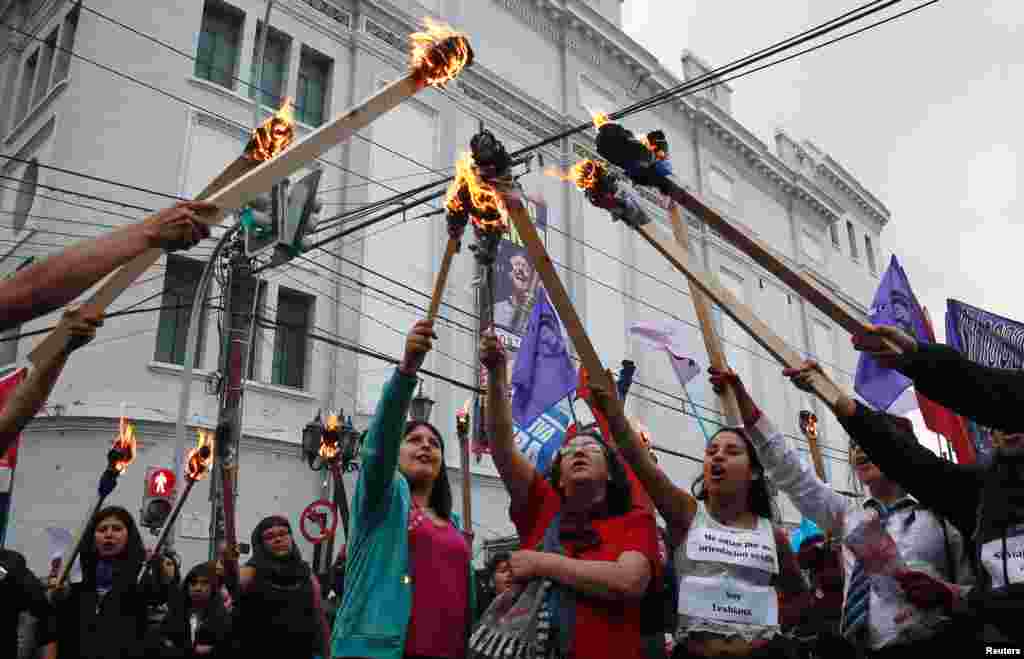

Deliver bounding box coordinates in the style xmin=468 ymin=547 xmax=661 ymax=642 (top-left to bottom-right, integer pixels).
xmin=235 ymin=515 xmax=329 ymax=658
xmin=332 ymin=319 xmax=476 ymax=659
xmin=797 ymin=322 xmax=1024 ymax=645
xmin=475 ymin=331 xmax=658 ymax=659
xmin=157 ymin=562 xmax=231 ymax=659
xmin=582 ymin=369 xmax=808 ymax=659
xmin=52 ymin=505 xmax=149 ymax=659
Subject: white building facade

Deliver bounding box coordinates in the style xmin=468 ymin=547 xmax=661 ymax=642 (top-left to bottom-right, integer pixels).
xmin=0 ymin=0 xmax=889 ymax=576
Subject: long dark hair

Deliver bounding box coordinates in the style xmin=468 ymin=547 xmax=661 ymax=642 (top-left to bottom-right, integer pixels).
xmin=691 ymin=427 xmax=777 ymax=521
xmin=403 ymin=420 xmax=453 ymax=520
xmin=547 ymin=427 xmax=633 ymax=517
xmin=80 ymin=505 xmax=146 ymax=588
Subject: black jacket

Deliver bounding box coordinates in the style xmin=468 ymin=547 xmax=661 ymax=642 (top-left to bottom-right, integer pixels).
xmin=836 ymin=346 xmax=1024 ymax=642
xmin=1 ymin=549 xmax=57 ymax=658
xmin=156 ymin=579 xmax=232 ymax=659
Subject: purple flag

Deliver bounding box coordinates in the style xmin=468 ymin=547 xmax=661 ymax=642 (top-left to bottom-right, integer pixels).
xmin=511 ymin=289 xmax=577 ymax=428
xmin=854 ymin=255 xmax=929 ymax=411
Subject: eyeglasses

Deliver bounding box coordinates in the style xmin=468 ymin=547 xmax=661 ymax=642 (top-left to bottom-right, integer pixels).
xmin=558 ymin=439 xmax=605 ymax=457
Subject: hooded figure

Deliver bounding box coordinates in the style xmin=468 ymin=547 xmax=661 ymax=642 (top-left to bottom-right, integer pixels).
xmin=157 ymin=562 xmax=231 ymax=659
xmin=53 ymin=506 xmax=149 ymax=659
xmin=236 ymin=515 xmax=328 ymax=657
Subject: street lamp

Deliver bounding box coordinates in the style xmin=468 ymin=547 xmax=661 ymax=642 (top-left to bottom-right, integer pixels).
xmin=410 ymin=379 xmax=435 ymax=423
xmin=302 ymin=410 xmax=325 ymax=471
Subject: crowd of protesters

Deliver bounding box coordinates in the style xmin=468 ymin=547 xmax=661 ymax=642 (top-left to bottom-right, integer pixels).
xmin=1 ymin=201 xmax=1023 ymax=659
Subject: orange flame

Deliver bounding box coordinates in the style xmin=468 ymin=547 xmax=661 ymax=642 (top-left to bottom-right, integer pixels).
xmin=319 ymin=415 xmax=340 ymax=461
xmin=246 ymin=97 xmax=296 ymax=162
xmin=545 ymin=160 xmax=607 ymax=193
xmin=592 ymin=111 xmax=609 ymax=129
xmin=410 ymin=18 xmax=473 ymax=88
xmin=186 ymin=429 xmax=215 ymax=481
xmin=111 ymin=416 xmax=137 ymax=474
xmin=447 ymin=152 xmax=508 ymax=233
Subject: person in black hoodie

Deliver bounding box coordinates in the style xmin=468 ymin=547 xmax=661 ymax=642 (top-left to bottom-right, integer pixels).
xmin=235 ymin=515 xmax=330 ymax=659
xmin=53 ymin=505 xmax=149 ymax=659
xmin=157 ymin=561 xmax=231 ymax=658
xmin=786 ymin=322 xmax=1021 ymax=645
xmin=142 ymin=550 xmax=182 ymax=634
xmin=2 ymin=548 xmax=57 ymax=659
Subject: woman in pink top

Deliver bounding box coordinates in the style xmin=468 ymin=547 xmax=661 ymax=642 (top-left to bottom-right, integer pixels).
xmin=403 ymin=419 xmax=472 ymax=659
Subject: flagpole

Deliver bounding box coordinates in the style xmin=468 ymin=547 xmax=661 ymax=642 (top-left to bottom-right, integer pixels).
xmin=682 ymin=386 xmax=712 ymax=444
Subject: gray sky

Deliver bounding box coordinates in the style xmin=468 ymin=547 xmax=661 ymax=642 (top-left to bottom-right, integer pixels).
xmin=622 ymin=0 xmax=1023 ymax=341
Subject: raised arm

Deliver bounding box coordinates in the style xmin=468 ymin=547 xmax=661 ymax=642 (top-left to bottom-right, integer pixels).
xmin=354 ymin=320 xmax=433 ymax=521
xmin=0 ymin=307 xmax=100 ymax=455
xmin=479 ymin=331 xmax=537 ymax=511
xmin=0 ymin=202 xmax=213 ymax=332
xmin=711 ymin=368 xmax=850 ymax=535
xmin=588 ymin=373 xmax=697 ymax=545
xmin=785 ymin=360 xmax=984 ymax=537
xmin=854 ymin=323 xmax=1024 ymax=432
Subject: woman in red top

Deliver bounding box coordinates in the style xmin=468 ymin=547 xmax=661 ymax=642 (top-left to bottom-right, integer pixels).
xmin=478 ymin=332 xmax=658 ymax=659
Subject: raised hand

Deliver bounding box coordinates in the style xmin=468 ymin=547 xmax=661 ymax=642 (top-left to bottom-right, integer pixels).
xmin=141 ymin=201 xmax=216 ymax=252
xmin=59 ymin=306 xmax=103 ymax=353
xmin=479 ymin=328 xmax=506 ymax=372
xmin=893 ymin=568 xmax=960 ymax=613
xmin=852 ymin=324 xmax=918 ymax=370
xmin=709 ymin=367 xmax=760 ymax=425
xmin=400 ymin=319 xmax=436 ymax=376
xmin=588 ymin=369 xmax=626 ymax=422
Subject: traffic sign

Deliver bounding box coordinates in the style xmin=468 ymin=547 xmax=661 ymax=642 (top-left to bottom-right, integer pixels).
xmin=299 ymin=499 xmax=338 ymax=544
xmin=148 ymin=468 xmax=176 ymax=497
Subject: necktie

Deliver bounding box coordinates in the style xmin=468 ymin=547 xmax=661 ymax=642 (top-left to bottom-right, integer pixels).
xmin=841 ymin=499 xmax=915 ymax=640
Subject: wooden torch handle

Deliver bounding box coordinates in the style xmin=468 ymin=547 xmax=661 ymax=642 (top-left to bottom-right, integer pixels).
xmin=667 ymin=203 xmax=743 ymax=426
xmin=428 ymin=238 xmax=460 ymax=321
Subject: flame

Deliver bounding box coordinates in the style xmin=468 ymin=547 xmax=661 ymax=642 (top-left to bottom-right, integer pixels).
xmin=447 ymin=152 xmax=508 ymax=233
xmin=545 ymin=160 xmax=607 ymax=193
xmin=111 ymin=416 xmax=137 ymax=474
xmin=410 ymin=18 xmax=473 ymax=88
xmin=246 ymin=97 xmax=295 ymax=162
xmin=592 ymin=111 xmax=610 ymax=129
xmin=319 ymin=415 xmax=340 ymax=461
xmin=456 ymin=399 xmax=471 ymax=435
xmin=187 ymin=429 xmax=215 ymax=481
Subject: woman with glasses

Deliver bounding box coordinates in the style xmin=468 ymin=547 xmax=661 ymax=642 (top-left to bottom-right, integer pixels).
xmin=332 ymin=319 xmax=476 ymax=659
xmin=584 ymin=369 xmax=808 ymax=659
xmin=476 ymin=331 xmax=659 ymax=659
xmin=706 ymin=365 xmax=973 ymax=658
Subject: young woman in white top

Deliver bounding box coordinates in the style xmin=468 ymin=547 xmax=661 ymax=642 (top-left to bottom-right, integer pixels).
xmin=587 ymin=375 xmax=808 ymax=659
xmin=709 ymin=366 xmax=974 ymax=657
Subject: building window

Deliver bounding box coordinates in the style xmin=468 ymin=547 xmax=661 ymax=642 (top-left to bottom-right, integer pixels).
xmin=829 ymin=223 xmax=840 ymax=250
xmin=801 ymin=230 xmax=823 ymax=263
xmin=272 ymin=288 xmax=312 ymax=388
xmin=52 ymin=6 xmax=78 ymax=83
xmin=248 ymin=22 xmax=289 ymax=108
xmin=846 ymin=221 xmax=859 ymax=259
xmin=578 ymin=74 xmax=615 ymax=116
xmin=865 ymin=235 xmax=877 ymax=274
xmin=195 ymin=1 xmax=243 ymax=89
xmin=155 ymin=256 xmax=207 ymax=367
xmin=16 ymin=51 xmax=37 ymax=122
xmin=33 ymin=29 xmax=57 ymax=105
xmin=296 ymin=46 xmax=331 ymax=127
xmin=708 ymin=167 xmax=733 ymax=202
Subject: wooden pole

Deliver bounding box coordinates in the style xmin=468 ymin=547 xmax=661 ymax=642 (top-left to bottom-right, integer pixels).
xmin=667 ymin=203 xmax=742 ymax=426
xmin=633 ymin=222 xmax=842 ymax=408
xmin=499 ymin=184 xmax=615 ymax=396
xmin=660 ymin=179 xmax=871 ymax=338
xmin=427 ymin=237 xmax=460 ymax=321
xmin=30 ymin=76 xmax=425 ymax=366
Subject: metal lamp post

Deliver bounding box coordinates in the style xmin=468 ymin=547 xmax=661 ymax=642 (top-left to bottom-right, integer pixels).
xmin=409 ymin=380 xmax=436 ymax=423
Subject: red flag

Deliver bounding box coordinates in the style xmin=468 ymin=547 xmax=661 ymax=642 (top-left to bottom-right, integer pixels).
xmin=0 ymin=368 xmax=27 ymax=478
xmin=915 ymin=309 xmax=975 ymax=464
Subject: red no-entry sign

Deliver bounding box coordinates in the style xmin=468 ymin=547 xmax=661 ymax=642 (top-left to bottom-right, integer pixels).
xmin=300 ymin=499 xmax=338 ymax=544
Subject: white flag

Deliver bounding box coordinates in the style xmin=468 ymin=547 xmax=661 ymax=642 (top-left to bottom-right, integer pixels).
xmin=629 ymin=321 xmax=702 ymax=390
xmin=666 ymin=347 xmax=701 ymax=387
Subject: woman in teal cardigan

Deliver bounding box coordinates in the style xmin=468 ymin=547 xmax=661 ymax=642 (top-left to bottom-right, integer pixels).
xmin=332 ymin=319 xmax=476 ymax=659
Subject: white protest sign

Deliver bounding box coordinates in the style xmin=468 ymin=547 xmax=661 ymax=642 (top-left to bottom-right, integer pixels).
xmin=685 ymin=526 xmax=779 ymax=574
xmin=982 ymin=533 xmax=1024 ymax=588
xmin=678 ymin=576 xmax=778 ymax=627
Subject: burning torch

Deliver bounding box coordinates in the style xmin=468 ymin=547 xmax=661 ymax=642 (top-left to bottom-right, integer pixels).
xmin=55 ymin=413 xmax=137 ymax=589
xmin=140 ymin=429 xmax=214 ymax=583
xmin=28 ymin=18 xmax=474 ymax=369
